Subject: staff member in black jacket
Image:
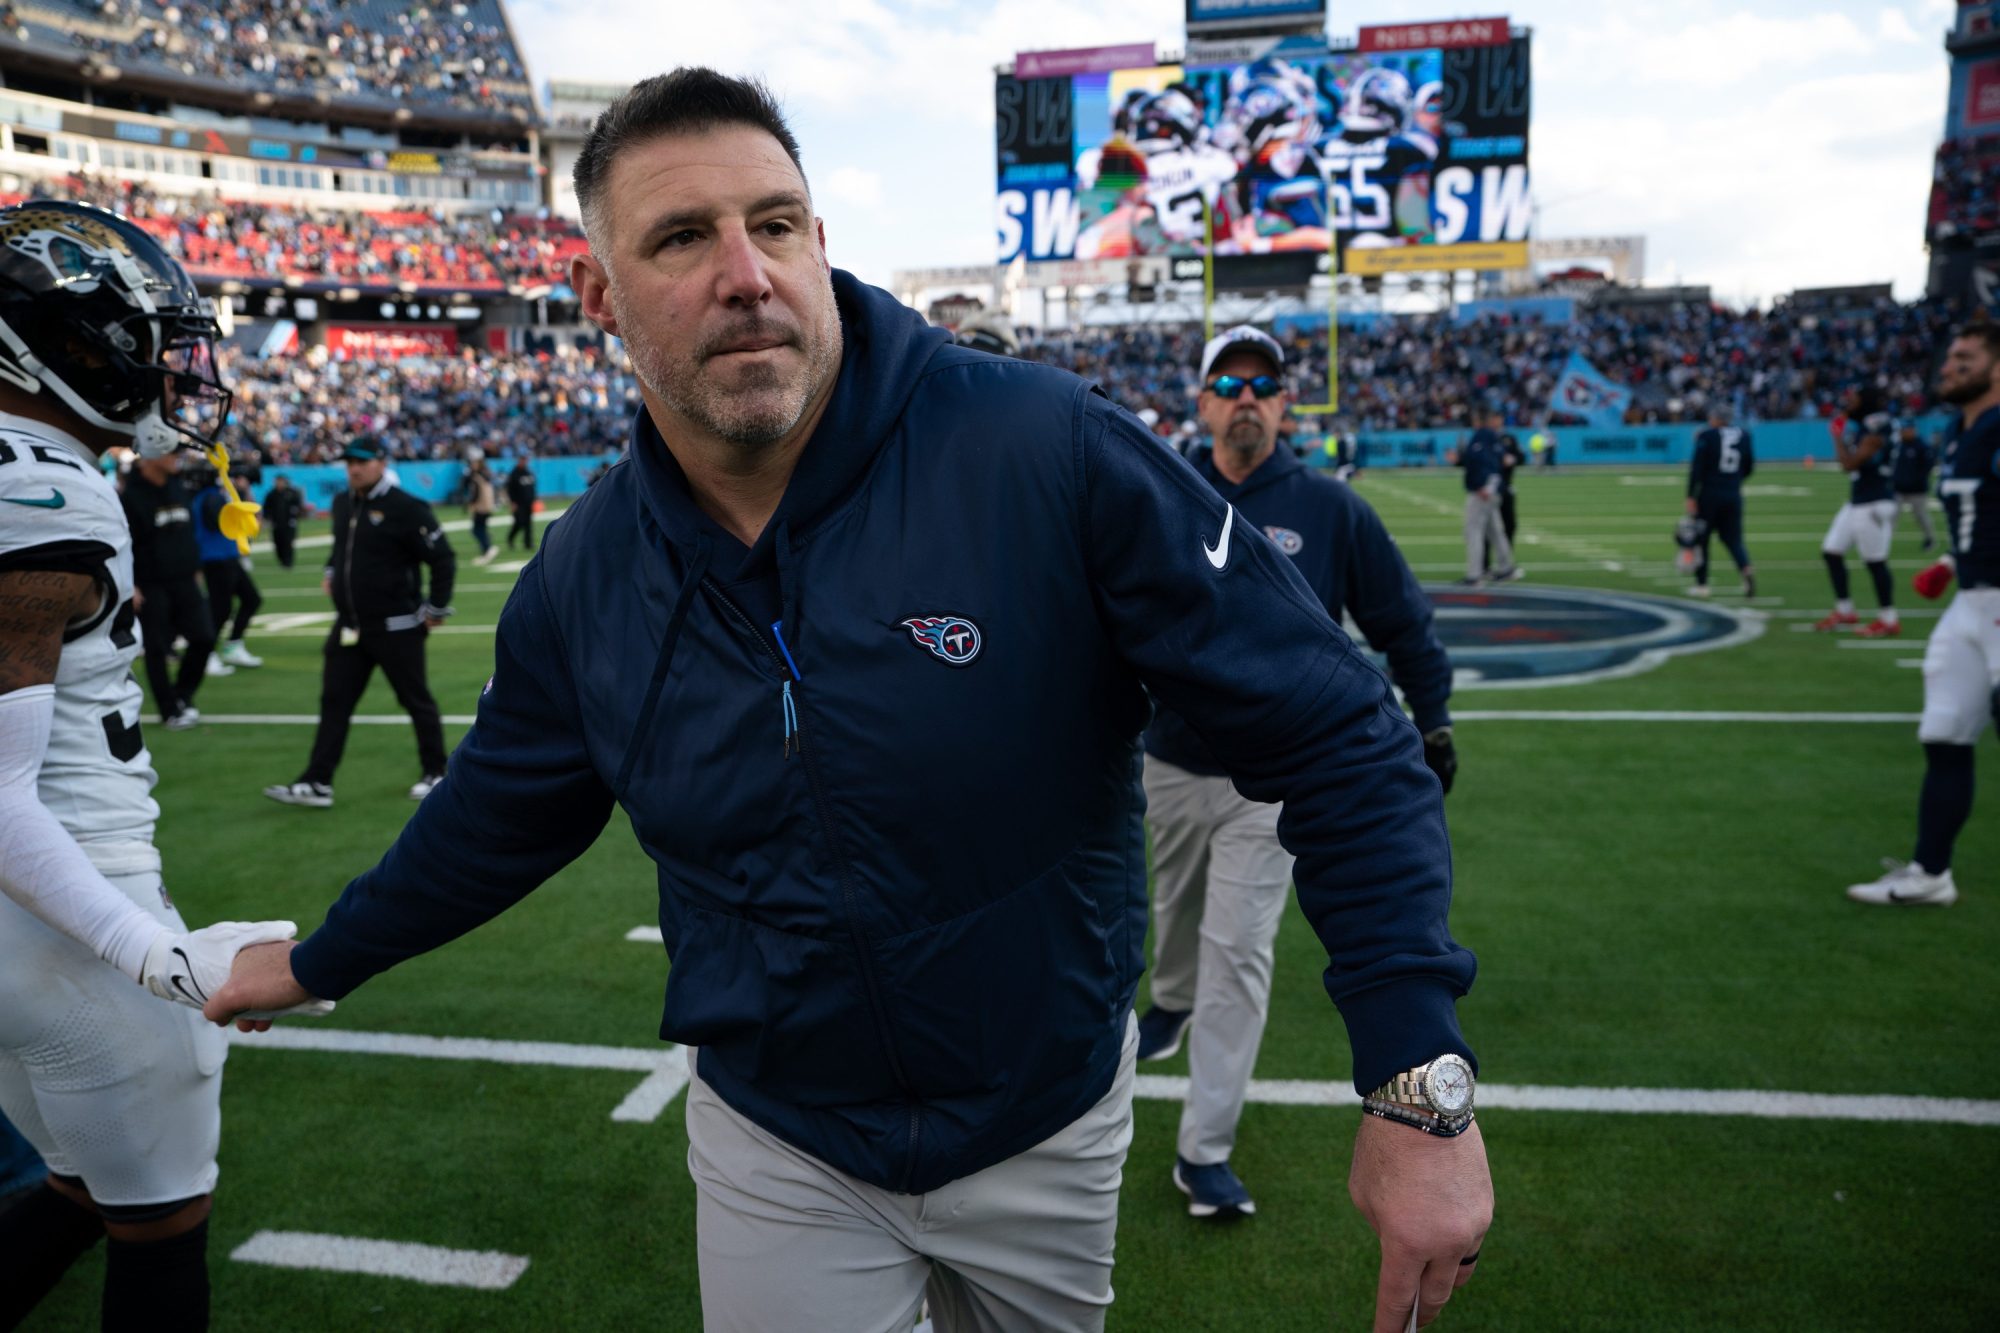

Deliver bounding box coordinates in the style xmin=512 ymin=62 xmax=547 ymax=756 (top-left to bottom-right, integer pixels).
xmin=263 ymin=438 xmax=455 ymax=808
xmin=504 ymin=456 xmax=537 ymax=551
xmin=1136 ymin=325 xmax=1458 ymax=1220
xmin=120 ymin=449 xmax=215 ymax=730
xmin=262 ymin=473 xmax=304 ymax=568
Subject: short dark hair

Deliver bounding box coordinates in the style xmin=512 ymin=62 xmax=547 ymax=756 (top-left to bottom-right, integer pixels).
xmin=573 ymin=68 xmax=806 ymax=239
xmin=1955 ymin=321 xmax=2000 ymax=359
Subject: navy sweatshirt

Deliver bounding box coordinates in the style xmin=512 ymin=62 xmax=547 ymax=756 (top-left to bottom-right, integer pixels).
xmin=1687 ymin=426 xmax=1755 ymax=505
xmin=288 ymin=271 xmax=1473 ymax=1195
xmin=1459 ymin=429 xmax=1501 ymax=493
xmin=1147 ymin=444 xmax=1452 ymax=777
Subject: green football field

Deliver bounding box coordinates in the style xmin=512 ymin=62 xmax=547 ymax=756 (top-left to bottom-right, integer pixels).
xmin=22 ymin=464 xmax=2000 ymax=1331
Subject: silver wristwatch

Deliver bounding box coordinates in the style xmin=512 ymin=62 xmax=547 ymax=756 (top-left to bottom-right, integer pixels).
xmin=1362 ymin=1053 xmax=1476 ymax=1137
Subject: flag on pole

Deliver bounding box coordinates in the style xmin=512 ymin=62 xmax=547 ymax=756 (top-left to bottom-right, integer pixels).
xmin=1549 ymin=352 xmax=1632 ymax=427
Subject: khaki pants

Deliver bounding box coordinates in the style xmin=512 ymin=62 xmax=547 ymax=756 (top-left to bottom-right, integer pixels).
xmin=686 ymin=1016 xmax=1137 ymax=1333
xmin=1143 ymin=755 xmax=1295 ymax=1165
xmin=1464 ymin=492 xmax=1512 ymax=579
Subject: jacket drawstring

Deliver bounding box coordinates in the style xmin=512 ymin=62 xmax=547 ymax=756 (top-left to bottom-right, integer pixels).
xmin=615 ymin=531 xmax=713 ymax=792
xmin=770 ymin=522 xmax=805 ymax=758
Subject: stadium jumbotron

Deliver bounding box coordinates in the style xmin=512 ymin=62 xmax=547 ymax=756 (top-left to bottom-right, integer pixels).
xmin=1 ymin=3 xmax=1996 ymax=1331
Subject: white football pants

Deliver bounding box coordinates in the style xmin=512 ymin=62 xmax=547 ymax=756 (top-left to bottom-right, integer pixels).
xmin=0 ymin=866 xmax=224 ymax=1206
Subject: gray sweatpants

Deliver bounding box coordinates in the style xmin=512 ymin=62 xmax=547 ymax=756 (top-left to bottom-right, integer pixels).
xmin=1464 ymin=491 xmax=1512 ymax=579
xmin=1143 ymin=755 xmax=1295 ymax=1166
xmin=686 ymin=1017 xmax=1137 ymax=1333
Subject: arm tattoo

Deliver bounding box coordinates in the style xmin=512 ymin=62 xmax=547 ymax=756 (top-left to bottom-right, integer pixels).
xmin=0 ymin=570 xmax=99 ymax=695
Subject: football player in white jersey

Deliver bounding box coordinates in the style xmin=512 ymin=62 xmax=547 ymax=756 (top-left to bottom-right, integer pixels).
xmin=0 ymin=200 xmax=328 ymax=1329
xmin=1848 ymin=323 xmax=2000 ymax=905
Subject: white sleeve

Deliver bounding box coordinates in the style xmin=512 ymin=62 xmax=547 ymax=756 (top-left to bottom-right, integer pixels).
xmin=0 ymin=685 xmax=165 ymax=981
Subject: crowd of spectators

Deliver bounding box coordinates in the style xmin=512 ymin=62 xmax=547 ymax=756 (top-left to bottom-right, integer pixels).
xmin=24 ymin=175 xmax=585 ymax=291
xmin=222 ymin=341 xmax=638 ymax=465
xmin=1929 ymin=138 xmax=1999 ymax=245
xmin=1016 ymin=295 xmax=1959 ymax=433
xmin=6 ymin=0 xmax=532 ymax=116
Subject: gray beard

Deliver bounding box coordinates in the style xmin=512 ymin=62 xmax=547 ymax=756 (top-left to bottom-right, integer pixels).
xmin=618 ymin=292 xmax=841 ymax=449
xmin=1223 ymin=420 xmax=1267 ymax=453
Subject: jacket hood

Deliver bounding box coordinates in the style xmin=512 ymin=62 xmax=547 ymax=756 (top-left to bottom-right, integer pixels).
xmin=628 ymin=268 xmax=951 ymax=577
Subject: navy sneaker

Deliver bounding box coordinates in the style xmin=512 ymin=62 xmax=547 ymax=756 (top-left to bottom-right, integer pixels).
xmin=1135 ymin=1006 xmax=1191 ymax=1061
xmin=1173 ymin=1156 xmax=1256 ymax=1219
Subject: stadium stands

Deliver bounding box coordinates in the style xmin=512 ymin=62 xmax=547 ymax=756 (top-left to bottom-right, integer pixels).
xmin=224 ymin=342 xmax=638 ymax=464
xmin=14 ymin=174 xmax=586 ymax=292
xmin=1929 ymin=138 xmax=1998 ymax=244
xmin=1 ymin=0 xmax=533 ymax=116
xmin=1018 ymin=297 xmax=1958 ymax=432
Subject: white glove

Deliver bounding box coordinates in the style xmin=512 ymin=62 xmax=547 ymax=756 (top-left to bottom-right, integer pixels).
xmin=140 ymin=920 xmax=337 ymax=1019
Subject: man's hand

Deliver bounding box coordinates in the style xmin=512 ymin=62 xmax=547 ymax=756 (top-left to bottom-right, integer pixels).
xmin=1913 ymin=559 xmax=1956 ymax=601
xmin=143 ymin=921 xmax=335 ymax=1020
xmin=321 ymin=575 xmax=332 ymax=597
xmin=200 ymin=939 xmax=330 ymax=1031
xmin=423 ymin=614 xmax=446 ymax=630
xmin=1684 ymin=497 xmax=1698 ymax=515
xmin=1351 ymin=1114 xmax=1492 ymax=1332
xmin=1421 ymin=727 xmax=1457 ymax=796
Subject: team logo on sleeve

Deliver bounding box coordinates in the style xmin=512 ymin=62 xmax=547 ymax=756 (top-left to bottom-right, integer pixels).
xmin=899 ymin=616 xmax=982 ymax=666
xmin=1262 ymin=525 xmax=1304 ymax=556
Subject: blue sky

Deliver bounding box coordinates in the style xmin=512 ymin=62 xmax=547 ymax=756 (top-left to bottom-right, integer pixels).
xmin=509 ymin=0 xmax=1955 ymax=304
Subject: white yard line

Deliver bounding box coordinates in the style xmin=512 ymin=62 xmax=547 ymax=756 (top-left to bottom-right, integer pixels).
xmin=193 ymin=710 xmax=1924 ymax=729
xmin=230 ymin=1230 xmax=529 ymax=1290
xmin=1451 ymin=710 xmax=1920 ymax=723
xmin=190 ymin=714 xmax=481 ymax=725
xmin=1838 ymin=640 xmax=1926 ymax=650
xmin=228 ymin=1027 xmax=2000 ymax=1127
xmin=225 ymin=1026 xmax=684 ymax=1123
xmin=626 ymin=926 xmax=665 ymax=943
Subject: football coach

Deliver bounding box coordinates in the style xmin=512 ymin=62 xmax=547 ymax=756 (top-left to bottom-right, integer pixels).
xmin=210 ymin=68 xmax=1492 ymax=1332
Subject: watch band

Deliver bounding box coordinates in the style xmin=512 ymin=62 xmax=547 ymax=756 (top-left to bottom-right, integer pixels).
xmin=1361 ymin=1099 xmax=1474 ymax=1137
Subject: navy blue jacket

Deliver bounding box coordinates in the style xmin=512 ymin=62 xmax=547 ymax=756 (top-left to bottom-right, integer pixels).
xmin=1147 ymin=445 xmax=1452 ymax=778
xmin=1459 ymin=430 xmax=1501 ymax=493
xmin=288 ymin=271 xmax=1473 ymax=1194
xmin=1892 ymin=434 xmax=1935 ymax=494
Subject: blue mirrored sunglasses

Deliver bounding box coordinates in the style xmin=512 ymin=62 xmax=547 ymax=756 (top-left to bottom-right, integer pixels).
xmin=1207 ymin=373 xmax=1283 ymax=400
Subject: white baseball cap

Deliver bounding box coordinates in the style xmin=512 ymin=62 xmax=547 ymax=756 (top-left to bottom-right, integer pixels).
xmin=1198 ymin=324 xmax=1285 ymax=383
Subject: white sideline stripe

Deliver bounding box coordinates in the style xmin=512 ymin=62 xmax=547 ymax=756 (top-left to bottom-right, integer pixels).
xmin=626 ymin=926 xmax=665 ymax=943
xmin=1130 ymin=1077 xmax=2000 ymax=1126
xmin=227 ymin=1028 xmax=2000 ymax=1127
xmin=1838 ymin=640 xmax=1925 ymax=650
xmin=1452 ymin=710 xmax=1920 ymax=723
xmin=230 ymin=1230 xmax=529 ymax=1289
xmin=251 ymin=624 xmax=499 ymax=638
xmin=193 ymin=710 xmax=1925 ymax=728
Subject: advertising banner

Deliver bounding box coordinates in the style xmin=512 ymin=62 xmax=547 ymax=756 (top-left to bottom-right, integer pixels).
xmin=995 ymin=30 xmax=1532 ymax=281
xmin=1016 ymin=44 xmax=1158 ymax=79
xmin=1357 ymin=18 xmax=1510 ymax=52
xmin=323 ymin=324 xmax=459 ymax=360
xmin=1186 ymin=0 xmax=1327 ymax=32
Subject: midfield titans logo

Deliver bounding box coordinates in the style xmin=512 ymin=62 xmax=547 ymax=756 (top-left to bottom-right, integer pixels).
xmin=900 ymin=616 xmax=982 ymax=666
xmin=1417 ymin=584 xmax=1758 ymax=687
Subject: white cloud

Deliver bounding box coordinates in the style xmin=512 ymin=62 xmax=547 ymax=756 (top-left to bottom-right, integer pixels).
xmin=1878 ymin=8 xmax=1923 ymax=44
xmin=822 ymin=166 xmax=884 ymax=212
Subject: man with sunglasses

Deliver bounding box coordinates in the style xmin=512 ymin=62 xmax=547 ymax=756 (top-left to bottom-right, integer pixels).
xmin=1138 ymin=325 xmax=1457 ymax=1221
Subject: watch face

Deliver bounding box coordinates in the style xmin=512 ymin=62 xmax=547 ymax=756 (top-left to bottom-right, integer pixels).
xmin=1426 ymin=1055 xmax=1475 ymax=1115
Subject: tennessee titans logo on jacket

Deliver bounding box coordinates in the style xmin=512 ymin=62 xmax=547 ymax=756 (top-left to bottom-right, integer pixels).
xmin=901 ymin=615 xmax=982 ymax=666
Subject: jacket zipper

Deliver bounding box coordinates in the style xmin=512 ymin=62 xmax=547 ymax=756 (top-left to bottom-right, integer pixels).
xmin=702 ymin=580 xmax=924 ymax=1190
xmin=340 ymin=493 xmax=360 ymax=624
